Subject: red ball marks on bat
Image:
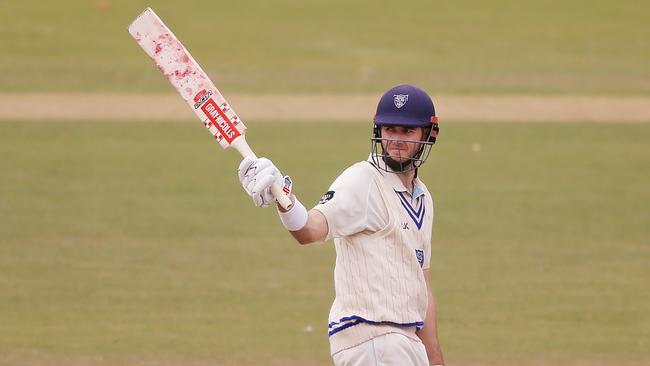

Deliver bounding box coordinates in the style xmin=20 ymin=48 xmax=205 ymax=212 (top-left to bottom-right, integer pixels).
xmin=173 ymin=67 xmax=192 ymax=79
xmin=157 ymin=33 xmax=183 ymax=52
xmin=154 ymin=43 xmax=163 ymax=54
xmin=181 ymin=54 xmax=190 ymax=63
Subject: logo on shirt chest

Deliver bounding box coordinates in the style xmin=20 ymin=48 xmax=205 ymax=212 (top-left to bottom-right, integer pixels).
xmin=395 ymin=191 xmax=425 ymax=230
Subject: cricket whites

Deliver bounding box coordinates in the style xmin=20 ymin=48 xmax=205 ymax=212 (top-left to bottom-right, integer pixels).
xmin=128 ymin=7 xmax=292 ymax=209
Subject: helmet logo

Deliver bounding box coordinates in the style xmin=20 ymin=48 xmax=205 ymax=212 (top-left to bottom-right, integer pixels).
xmin=393 ymin=94 xmax=409 ymax=109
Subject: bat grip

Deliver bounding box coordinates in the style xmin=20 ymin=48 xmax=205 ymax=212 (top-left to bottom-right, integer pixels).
xmin=232 ymin=137 xmax=293 ymax=210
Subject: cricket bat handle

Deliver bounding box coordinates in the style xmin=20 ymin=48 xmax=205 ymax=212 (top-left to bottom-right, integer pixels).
xmin=231 ymin=137 xmax=293 ymax=210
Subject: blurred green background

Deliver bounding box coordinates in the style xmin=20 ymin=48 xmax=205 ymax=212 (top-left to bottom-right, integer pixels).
xmin=1 ymin=0 xmax=649 ymax=94
xmin=0 ymin=1 xmax=648 ymax=365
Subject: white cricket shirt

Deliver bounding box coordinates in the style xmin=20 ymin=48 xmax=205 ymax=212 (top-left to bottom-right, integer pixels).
xmin=313 ymin=155 xmax=434 ymax=355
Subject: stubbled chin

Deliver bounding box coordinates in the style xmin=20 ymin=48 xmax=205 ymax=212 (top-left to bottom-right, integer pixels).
xmin=388 ymin=155 xmax=410 ymax=163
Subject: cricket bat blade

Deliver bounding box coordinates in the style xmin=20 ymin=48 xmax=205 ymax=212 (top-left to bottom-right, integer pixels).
xmin=128 ymin=7 xmax=292 ymax=209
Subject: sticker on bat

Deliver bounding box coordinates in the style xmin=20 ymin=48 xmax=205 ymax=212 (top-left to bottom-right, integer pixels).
xmin=200 ymin=98 xmax=240 ymax=144
xmin=193 ymin=89 xmax=213 ymax=109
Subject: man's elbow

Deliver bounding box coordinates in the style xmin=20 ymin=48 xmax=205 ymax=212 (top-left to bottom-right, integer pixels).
xmin=296 ymin=236 xmax=313 ymax=245
xmin=290 ymin=230 xmax=317 ymax=245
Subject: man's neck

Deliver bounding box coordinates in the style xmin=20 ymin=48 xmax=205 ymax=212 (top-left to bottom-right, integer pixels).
xmin=396 ymin=169 xmax=416 ymax=193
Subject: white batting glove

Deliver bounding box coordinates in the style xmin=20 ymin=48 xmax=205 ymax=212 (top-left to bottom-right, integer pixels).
xmin=237 ymin=156 xmax=285 ymax=208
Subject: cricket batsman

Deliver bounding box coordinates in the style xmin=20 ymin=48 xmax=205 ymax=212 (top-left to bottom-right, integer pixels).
xmin=238 ymin=84 xmax=445 ymax=366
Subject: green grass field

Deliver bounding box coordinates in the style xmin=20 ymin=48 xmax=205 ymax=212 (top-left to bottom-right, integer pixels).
xmin=0 ymin=121 xmax=648 ymax=365
xmin=1 ymin=0 xmax=649 ymax=94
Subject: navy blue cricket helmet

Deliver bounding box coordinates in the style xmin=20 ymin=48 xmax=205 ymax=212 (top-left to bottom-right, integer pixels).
xmin=373 ymin=84 xmax=439 ymax=143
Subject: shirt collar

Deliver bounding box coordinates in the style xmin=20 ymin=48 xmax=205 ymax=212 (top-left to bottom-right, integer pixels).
xmin=367 ymin=154 xmax=426 ymax=199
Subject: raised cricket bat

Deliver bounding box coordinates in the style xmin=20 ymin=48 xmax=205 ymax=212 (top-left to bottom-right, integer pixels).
xmin=128 ymin=7 xmax=292 ymax=209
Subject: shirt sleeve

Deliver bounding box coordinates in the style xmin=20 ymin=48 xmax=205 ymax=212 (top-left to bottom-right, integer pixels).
xmin=313 ymin=163 xmax=387 ymax=240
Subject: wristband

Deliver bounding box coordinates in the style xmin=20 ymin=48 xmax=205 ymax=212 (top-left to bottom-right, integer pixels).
xmin=278 ymin=197 xmax=308 ymax=231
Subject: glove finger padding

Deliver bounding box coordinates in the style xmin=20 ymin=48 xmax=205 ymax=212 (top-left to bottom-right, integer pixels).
xmin=237 ymin=156 xmax=284 ymax=208
xmin=254 ymin=157 xmax=273 ymax=168
xmin=244 ymin=177 xmax=258 ymax=197
xmin=254 ymin=166 xmax=282 ymax=208
xmin=251 ymin=173 xmax=279 ymax=196
xmin=238 ymin=156 xmax=257 ymax=194
xmin=251 ymin=174 xmax=278 ymax=207
xmin=255 ymin=163 xmax=282 ymax=182
xmin=238 ymin=156 xmax=256 ymax=180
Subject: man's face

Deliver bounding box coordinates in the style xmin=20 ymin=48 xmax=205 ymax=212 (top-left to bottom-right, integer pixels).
xmin=380 ymin=125 xmax=425 ymax=163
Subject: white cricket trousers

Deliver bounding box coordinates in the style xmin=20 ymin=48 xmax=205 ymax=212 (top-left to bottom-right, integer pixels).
xmin=332 ymin=333 xmax=428 ymax=366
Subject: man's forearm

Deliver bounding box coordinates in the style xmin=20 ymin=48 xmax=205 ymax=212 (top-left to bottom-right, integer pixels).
xmin=277 ymin=197 xmax=328 ymax=245
xmin=418 ymin=326 xmax=444 ymax=365
xmin=417 ymin=310 xmax=444 ymax=363
xmin=289 ymin=209 xmax=328 ymax=245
